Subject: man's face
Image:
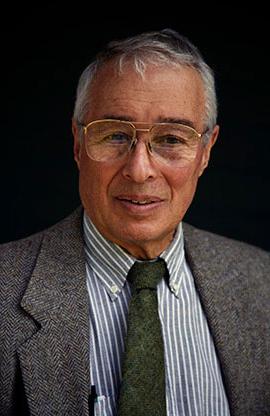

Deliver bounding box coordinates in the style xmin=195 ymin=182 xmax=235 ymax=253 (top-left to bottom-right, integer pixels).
xmin=73 ymin=62 xmax=218 ymax=259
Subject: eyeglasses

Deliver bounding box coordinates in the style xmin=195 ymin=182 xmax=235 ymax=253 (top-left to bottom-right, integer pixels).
xmin=80 ymin=119 xmax=206 ymax=166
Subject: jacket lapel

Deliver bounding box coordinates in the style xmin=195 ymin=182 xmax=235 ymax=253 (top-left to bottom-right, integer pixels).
xmin=18 ymin=208 xmax=90 ymax=415
xmin=183 ymin=223 xmax=266 ymax=415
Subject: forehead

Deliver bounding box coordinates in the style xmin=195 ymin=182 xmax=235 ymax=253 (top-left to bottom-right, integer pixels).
xmin=87 ymin=61 xmax=205 ymax=126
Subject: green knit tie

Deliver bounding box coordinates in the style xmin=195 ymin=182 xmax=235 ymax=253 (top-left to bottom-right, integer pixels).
xmin=118 ymin=258 xmax=167 ymax=416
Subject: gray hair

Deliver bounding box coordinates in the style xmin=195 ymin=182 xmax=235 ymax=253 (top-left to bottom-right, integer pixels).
xmin=73 ymin=29 xmax=217 ymax=140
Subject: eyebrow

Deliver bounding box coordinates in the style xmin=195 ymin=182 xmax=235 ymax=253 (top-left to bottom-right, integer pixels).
xmin=158 ymin=117 xmax=196 ymax=129
xmin=102 ymin=114 xmax=196 ymax=129
xmin=103 ymin=114 xmax=132 ymax=122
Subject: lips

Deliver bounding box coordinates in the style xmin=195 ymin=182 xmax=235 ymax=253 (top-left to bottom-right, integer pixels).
xmin=113 ymin=194 xmax=166 ymax=217
xmin=116 ymin=195 xmax=164 ymax=205
xmin=128 ymin=200 xmax=154 ymax=205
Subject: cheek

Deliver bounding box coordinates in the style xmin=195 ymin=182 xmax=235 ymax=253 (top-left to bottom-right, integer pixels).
xmin=78 ymin=154 xmax=103 ymax=208
xmin=79 ymin=153 xmax=119 ymax=210
xmin=168 ymin=164 xmax=194 ymax=192
xmin=167 ymin=164 xmax=201 ymax=209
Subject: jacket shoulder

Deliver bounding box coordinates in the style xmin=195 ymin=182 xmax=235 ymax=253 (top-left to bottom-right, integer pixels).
xmin=0 ymin=232 xmax=43 ymax=275
xmin=0 ymin=207 xmax=83 ymax=263
xmin=0 ymin=207 xmax=83 ymax=299
xmin=183 ymin=222 xmax=270 ymax=273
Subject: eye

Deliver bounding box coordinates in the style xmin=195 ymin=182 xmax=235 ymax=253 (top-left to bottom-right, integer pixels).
xmin=154 ymin=135 xmax=187 ymax=146
xmin=103 ymin=133 xmax=131 ymax=144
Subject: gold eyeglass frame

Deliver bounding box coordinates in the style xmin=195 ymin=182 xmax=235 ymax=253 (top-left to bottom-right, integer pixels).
xmin=80 ymin=118 xmax=204 ymax=141
xmin=78 ymin=119 xmax=207 ymax=163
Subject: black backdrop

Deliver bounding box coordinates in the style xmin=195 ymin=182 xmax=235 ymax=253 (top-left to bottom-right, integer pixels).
xmin=1 ymin=8 xmax=270 ymax=251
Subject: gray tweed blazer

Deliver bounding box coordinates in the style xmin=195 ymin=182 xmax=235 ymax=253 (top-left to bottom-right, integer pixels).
xmin=0 ymin=207 xmax=269 ymax=416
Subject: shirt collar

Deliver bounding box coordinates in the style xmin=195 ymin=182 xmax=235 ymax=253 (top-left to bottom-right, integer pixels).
xmin=160 ymin=222 xmax=185 ymax=297
xmin=83 ymin=211 xmax=185 ymax=300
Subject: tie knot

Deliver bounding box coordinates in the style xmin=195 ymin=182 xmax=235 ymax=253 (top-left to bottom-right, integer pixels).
xmin=127 ymin=258 xmax=167 ymax=291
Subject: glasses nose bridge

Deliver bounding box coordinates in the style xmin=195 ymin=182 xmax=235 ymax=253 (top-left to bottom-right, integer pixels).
xmin=135 ymin=126 xmax=151 ymax=133
xmin=131 ymin=125 xmax=153 ymax=154
xmin=134 ymin=125 xmax=152 ymax=137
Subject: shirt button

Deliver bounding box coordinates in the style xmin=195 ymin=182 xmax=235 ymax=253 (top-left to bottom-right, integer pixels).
xmin=172 ymin=282 xmax=180 ymax=294
xmin=111 ymin=284 xmax=119 ymax=294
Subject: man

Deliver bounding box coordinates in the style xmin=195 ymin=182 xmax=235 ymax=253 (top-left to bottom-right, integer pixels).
xmin=0 ymin=29 xmax=269 ymax=416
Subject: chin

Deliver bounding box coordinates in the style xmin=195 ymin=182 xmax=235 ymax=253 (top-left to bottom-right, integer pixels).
xmin=113 ymin=221 xmax=174 ymax=246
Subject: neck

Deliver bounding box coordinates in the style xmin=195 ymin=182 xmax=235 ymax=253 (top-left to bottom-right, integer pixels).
xmin=112 ymin=233 xmax=175 ymax=260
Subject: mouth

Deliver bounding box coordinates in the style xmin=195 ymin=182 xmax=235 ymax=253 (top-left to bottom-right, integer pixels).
xmin=116 ymin=195 xmax=164 ymax=205
xmin=114 ymin=195 xmax=165 ymax=214
xmin=119 ymin=198 xmax=157 ymax=205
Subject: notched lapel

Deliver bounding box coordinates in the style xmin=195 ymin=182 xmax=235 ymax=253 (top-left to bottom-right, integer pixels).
xmin=18 ymin=209 xmax=90 ymax=415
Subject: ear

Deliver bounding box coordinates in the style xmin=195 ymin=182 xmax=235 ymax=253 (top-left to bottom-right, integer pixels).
xmin=72 ymin=118 xmax=82 ymax=169
xmin=198 ymin=125 xmax=219 ymax=177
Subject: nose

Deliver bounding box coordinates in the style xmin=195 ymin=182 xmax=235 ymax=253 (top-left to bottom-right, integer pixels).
xmin=122 ymin=139 xmax=158 ymax=183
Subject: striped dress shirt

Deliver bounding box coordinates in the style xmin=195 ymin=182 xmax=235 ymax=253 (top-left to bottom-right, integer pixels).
xmin=83 ymin=212 xmax=230 ymax=416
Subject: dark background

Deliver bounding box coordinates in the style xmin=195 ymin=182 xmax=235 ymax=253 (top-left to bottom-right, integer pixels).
xmin=1 ymin=7 xmax=270 ymax=250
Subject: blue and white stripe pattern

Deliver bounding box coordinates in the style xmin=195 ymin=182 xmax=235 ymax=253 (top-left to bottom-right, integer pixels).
xmin=83 ymin=212 xmax=230 ymax=415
